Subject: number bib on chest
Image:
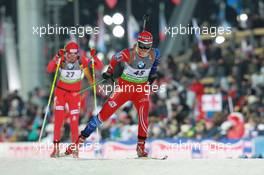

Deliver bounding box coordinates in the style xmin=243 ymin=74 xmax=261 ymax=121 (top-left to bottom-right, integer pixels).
xmin=121 ymin=63 xmax=151 ymax=83
xmin=60 ymin=69 xmax=84 ymax=83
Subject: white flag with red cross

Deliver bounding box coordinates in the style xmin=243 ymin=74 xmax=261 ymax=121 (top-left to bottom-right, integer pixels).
xmin=202 ymin=94 xmax=222 ymax=112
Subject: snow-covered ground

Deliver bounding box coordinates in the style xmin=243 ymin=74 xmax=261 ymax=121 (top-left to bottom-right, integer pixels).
xmin=0 ymin=157 xmax=263 ymax=175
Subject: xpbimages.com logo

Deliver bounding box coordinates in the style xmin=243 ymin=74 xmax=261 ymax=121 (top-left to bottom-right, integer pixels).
xmin=32 ymin=24 xmax=99 ymax=37
xmin=98 ymin=82 xmax=167 ymax=96
xmin=33 ymin=142 xmax=101 ymax=153
xmin=164 ymin=24 xmax=232 ymax=37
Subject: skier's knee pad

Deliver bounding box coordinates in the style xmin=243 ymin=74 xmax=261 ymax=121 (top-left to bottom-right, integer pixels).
xmin=81 ymin=115 xmax=102 ymax=138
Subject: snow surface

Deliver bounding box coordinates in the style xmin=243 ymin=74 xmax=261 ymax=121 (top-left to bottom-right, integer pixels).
xmin=0 ymin=157 xmax=264 ymax=175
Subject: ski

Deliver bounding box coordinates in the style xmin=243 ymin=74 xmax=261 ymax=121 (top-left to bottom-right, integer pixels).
xmin=57 ymin=153 xmax=69 ymax=157
xmin=133 ymin=155 xmax=168 ymax=160
xmin=53 ymin=152 xmax=77 ymax=158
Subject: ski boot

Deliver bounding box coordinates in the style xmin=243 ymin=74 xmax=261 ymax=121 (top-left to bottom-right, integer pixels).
xmin=65 ymin=135 xmax=86 ymax=158
xmin=136 ymin=140 xmax=148 ymax=158
xmin=50 ymin=141 xmax=60 ymax=158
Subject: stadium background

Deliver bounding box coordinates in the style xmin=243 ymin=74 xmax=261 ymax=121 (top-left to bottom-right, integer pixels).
xmin=1 ymin=0 xmax=264 ymax=158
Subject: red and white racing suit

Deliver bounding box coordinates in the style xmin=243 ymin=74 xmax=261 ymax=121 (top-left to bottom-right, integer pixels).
xmin=47 ymin=55 xmax=103 ymax=143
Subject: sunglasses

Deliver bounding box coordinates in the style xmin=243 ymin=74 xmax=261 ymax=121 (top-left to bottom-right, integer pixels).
xmin=138 ymin=42 xmax=152 ymax=50
xmin=68 ymin=52 xmax=78 ymax=55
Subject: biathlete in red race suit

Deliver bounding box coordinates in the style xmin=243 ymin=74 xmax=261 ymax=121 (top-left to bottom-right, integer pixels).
xmin=65 ymin=31 xmax=160 ymax=158
xmin=47 ymin=41 xmax=103 ymax=157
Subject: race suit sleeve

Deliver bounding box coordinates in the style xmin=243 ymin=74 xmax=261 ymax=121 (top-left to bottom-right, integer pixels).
xmin=106 ymin=49 xmax=130 ymax=74
xmin=47 ymin=55 xmax=59 ymax=73
xmin=149 ymin=48 xmax=161 ymax=76
xmin=86 ymin=56 xmax=104 ymax=70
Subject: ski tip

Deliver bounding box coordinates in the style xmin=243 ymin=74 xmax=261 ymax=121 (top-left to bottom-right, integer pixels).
xmin=135 ymin=155 xmax=168 ymax=160
xmin=161 ymin=155 xmax=168 ymax=160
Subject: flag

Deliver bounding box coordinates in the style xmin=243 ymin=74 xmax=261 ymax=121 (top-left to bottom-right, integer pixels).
xmin=159 ymin=3 xmax=167 ymax=41
xmin=227 ymin=0 xmax=242 ymax=14
xmin=127 ymin=15 xmax=139 ymax=48
xmin=171 ymin=0 xmax=181 ymax=5
xmin=105 ymin=0 xmax=117 ymax=9
xmin=202 ymin=94 xmax=222 ymax=112
xmin=218 ymin=2 xmax=231 ymax=28
xmin=192 ymin=19 xmax=208 ymax=65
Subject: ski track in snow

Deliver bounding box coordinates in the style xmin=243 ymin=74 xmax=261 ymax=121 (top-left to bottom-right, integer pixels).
xmin=1 ymin=157 xmax=264 ymax=175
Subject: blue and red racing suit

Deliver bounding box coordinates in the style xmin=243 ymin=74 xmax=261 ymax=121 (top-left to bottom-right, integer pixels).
xmin=95 ymin=47 xmax=160 ymax=140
